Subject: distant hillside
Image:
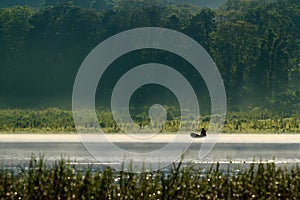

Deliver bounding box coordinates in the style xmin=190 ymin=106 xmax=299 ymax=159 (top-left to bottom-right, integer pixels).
xmin=220 ymin=0 xmax=279 ymax=11
xmin=0 ymin=0 xmax=281 ymax=10
xmin=172 ymin=0 xmax=227 ymax=9
xmin=0 ymin=0 xmax=42 ymax=8
xmin=0 ymin=0 xmax=227 ymax=9
xmin=0 ymin=0 xmax=106 ymax=10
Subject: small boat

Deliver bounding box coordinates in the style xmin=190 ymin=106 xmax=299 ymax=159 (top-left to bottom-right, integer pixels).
xmin=190 ymin=132 xmax=206 ymax=138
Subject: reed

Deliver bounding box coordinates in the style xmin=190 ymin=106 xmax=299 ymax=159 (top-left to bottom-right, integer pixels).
xmin=0 ymin=157 xmax=299 ymax=199
xmin=0 ymin=108 xmax=299 ymax=133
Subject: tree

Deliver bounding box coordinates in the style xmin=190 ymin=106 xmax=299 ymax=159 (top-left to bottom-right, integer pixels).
xmin=0 ymin=6 xmax=33 ymax=96
xmin=212 ymin=18 xmax=259 ymax=103
xmin=184 ymin=8 xmax=216 ymax=50
xmin=256 ymin=5 xmax=295 ymax=97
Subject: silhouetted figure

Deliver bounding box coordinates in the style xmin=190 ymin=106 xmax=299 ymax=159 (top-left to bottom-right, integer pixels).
xmin=200 ymin=128 xmax=206 ymax=136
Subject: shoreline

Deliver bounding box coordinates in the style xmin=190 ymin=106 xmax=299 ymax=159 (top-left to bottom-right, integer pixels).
xmin=0 ymin=133 xmax=300 ymax=143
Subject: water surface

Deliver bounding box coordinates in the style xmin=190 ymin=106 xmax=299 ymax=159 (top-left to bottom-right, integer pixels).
xmin=0 ymin=141 xmax=299 ymax=171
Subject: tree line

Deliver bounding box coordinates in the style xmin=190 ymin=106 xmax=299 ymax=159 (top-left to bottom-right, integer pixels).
xmin=0 ymin=0 xmax=299 ymax=113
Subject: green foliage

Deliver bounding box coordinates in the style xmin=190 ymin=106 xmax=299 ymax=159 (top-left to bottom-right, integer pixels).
xmin=0 ymin=108 xmax=75 ymax=132
xmin=0 ymin=0 xmax=299 ymax=113
xmin=0 ymin=0 xmax=107 ymax=10
xmin=0 ymin=157 xmax=300 ymax=199
xmin=224 ymin=109 xmax=300 ymax=133
xmin=0 ymin=108 xmax=299 ymax=133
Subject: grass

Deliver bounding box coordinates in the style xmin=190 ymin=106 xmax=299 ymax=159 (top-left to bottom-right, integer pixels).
xmin=0 ymin=107 xmax=299 ymax=133
xmin=0 ymin=157 xmax=300 ymax=199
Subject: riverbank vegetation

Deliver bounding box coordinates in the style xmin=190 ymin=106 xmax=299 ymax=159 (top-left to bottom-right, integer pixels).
xmin=0 ymin=157 xmax=299 ymax=199
xmin=0 ymin=108 xmax=299 ymax=133
xmin=0 ymin=0 xmax=299 ymax=133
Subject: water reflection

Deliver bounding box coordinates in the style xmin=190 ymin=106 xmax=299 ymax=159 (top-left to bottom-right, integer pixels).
xmin=0 ymin=142 xmax=299 ymax=171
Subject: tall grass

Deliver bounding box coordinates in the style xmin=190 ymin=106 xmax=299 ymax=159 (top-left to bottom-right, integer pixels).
xmin=0 ymin=108 xmax=299 ymax=133
xmin=0 ymin=157 xmax=299 ymax=199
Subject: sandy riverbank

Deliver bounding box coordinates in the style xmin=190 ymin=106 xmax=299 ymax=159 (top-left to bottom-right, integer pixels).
xmin=0 ymin=133 xmax=299 ymax=143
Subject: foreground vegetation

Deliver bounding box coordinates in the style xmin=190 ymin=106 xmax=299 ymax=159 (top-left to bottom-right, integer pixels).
xmin=0 ymin=157 xmax=299 ymax=199
xmin=0 ymin=108 xmax=299 ymax=133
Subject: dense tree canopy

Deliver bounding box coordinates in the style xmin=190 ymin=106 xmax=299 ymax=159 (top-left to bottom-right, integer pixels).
xmin=0 ymin=0 xmax=299 ymax=113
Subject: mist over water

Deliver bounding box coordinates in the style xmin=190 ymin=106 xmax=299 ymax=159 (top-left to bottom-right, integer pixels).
xmin=1 ymin=140 xmax=299 ymax=172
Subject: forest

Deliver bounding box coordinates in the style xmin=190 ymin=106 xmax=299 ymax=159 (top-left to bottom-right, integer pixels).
xmin=0 ymin=0 xmax=228 ymax=10
xmin=0 ymin=0 xmax=299 ymax=116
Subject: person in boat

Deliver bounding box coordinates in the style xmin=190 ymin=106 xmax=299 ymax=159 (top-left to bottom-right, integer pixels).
xmin=200 ymin=128 xmax=206 ymax=136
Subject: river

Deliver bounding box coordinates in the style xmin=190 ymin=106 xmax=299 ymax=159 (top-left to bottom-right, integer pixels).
xmin=0 ymin=134 xmax=299 ymax=171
